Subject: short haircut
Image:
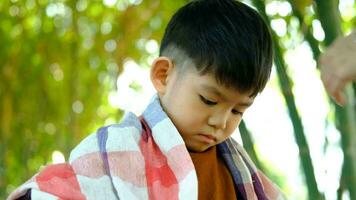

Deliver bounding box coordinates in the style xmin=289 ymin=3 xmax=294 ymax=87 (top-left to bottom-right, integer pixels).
xmin=159 ymin=0 xmax=273 ymax=96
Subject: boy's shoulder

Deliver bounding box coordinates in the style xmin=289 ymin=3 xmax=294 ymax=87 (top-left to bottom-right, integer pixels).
xmin=68 ymin=112 xmax=143 ymax=163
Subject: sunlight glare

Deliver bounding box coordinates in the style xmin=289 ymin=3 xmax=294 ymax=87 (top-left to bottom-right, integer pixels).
xmin=103 ymin=0 xmax=117 ymax=7
xmin=271 ymin=18 xmax=287 ymax=37
xmin=312 ymin=20 xmax=325 ymax=41
xmin=52 ymin=150 xmax=65 ymax=164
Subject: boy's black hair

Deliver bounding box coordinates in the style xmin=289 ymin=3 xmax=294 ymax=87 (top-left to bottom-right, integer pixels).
xmin=159 ymin=0 xmax=273 ymax=96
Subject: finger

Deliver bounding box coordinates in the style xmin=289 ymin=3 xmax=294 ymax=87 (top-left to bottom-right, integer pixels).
xmin=332 ymin=91 xmax=346 ymax=106
xmin=328 ymin=77 xmax=347 ymax=106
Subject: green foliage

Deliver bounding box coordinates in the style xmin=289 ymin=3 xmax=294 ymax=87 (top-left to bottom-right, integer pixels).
xmin=0 ymin=0 xmax=186 ymax=197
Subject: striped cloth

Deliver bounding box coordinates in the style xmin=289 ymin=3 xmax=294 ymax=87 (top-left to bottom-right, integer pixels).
xmin=8 ymin=94 xmax=285 ymax=200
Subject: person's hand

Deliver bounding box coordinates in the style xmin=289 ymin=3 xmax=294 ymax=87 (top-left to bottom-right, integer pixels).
xmin=319 ymin=31 xmax=356 ymax=106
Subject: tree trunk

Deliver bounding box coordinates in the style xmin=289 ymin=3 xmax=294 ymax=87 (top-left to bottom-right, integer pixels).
xmin=314 ymin=0 xmax=356 ymax=199
xmin=239 ymin=120 xmax=262 ymax=170
xmin=251 ymin=0 xmax=323 ymax=199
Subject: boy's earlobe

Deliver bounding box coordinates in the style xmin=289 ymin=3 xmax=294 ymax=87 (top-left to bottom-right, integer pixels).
xmin=150 ymin=57 xmax=174 ymax=94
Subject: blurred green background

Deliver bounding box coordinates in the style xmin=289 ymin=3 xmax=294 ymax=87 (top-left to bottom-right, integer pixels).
xmin=1 ymin=0 xmax=355 ymax=199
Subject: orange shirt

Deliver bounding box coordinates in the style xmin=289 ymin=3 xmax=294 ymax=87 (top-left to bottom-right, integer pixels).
xmin=189 ymin=146 xmax=237 ymax=200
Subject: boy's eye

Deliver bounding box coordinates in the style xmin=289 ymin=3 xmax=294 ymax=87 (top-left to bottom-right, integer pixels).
xmin=199 ymin=95 xmax=217 ymax=106
xmin=232 ymin=109 xmax=243 ymax=116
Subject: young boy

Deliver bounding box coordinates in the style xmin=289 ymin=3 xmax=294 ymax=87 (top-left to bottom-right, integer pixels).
xmin=9 ymin=0 xmax=284 ymax=199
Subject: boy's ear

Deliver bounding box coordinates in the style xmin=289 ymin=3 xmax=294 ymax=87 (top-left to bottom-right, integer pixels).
xmin=150 ymin=57 xmax=175 ymax=95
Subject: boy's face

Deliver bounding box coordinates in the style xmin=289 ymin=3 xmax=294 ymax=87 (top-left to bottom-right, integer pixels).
xmin=155 ymin=59 xmax=255 ymax=152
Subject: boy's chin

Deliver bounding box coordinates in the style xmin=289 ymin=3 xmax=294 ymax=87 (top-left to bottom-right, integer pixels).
xmin=187 ymin=145 xmax=212 ymax=153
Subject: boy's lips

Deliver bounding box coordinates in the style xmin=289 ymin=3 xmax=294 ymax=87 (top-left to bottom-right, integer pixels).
xmin=197 ymin=134 xmax=216 ymax=143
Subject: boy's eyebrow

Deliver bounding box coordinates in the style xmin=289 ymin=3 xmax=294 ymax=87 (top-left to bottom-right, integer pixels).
xmin=201 ymin=84 xmax=253 ymax=107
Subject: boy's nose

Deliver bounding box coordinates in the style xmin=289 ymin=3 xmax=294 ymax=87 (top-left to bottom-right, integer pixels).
xmin=207 ymin=111 xmax=229 ymax=130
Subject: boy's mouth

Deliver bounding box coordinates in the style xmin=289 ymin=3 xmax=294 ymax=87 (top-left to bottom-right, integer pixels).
xmin=197 ymin=134 xmax=217 ymax=144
